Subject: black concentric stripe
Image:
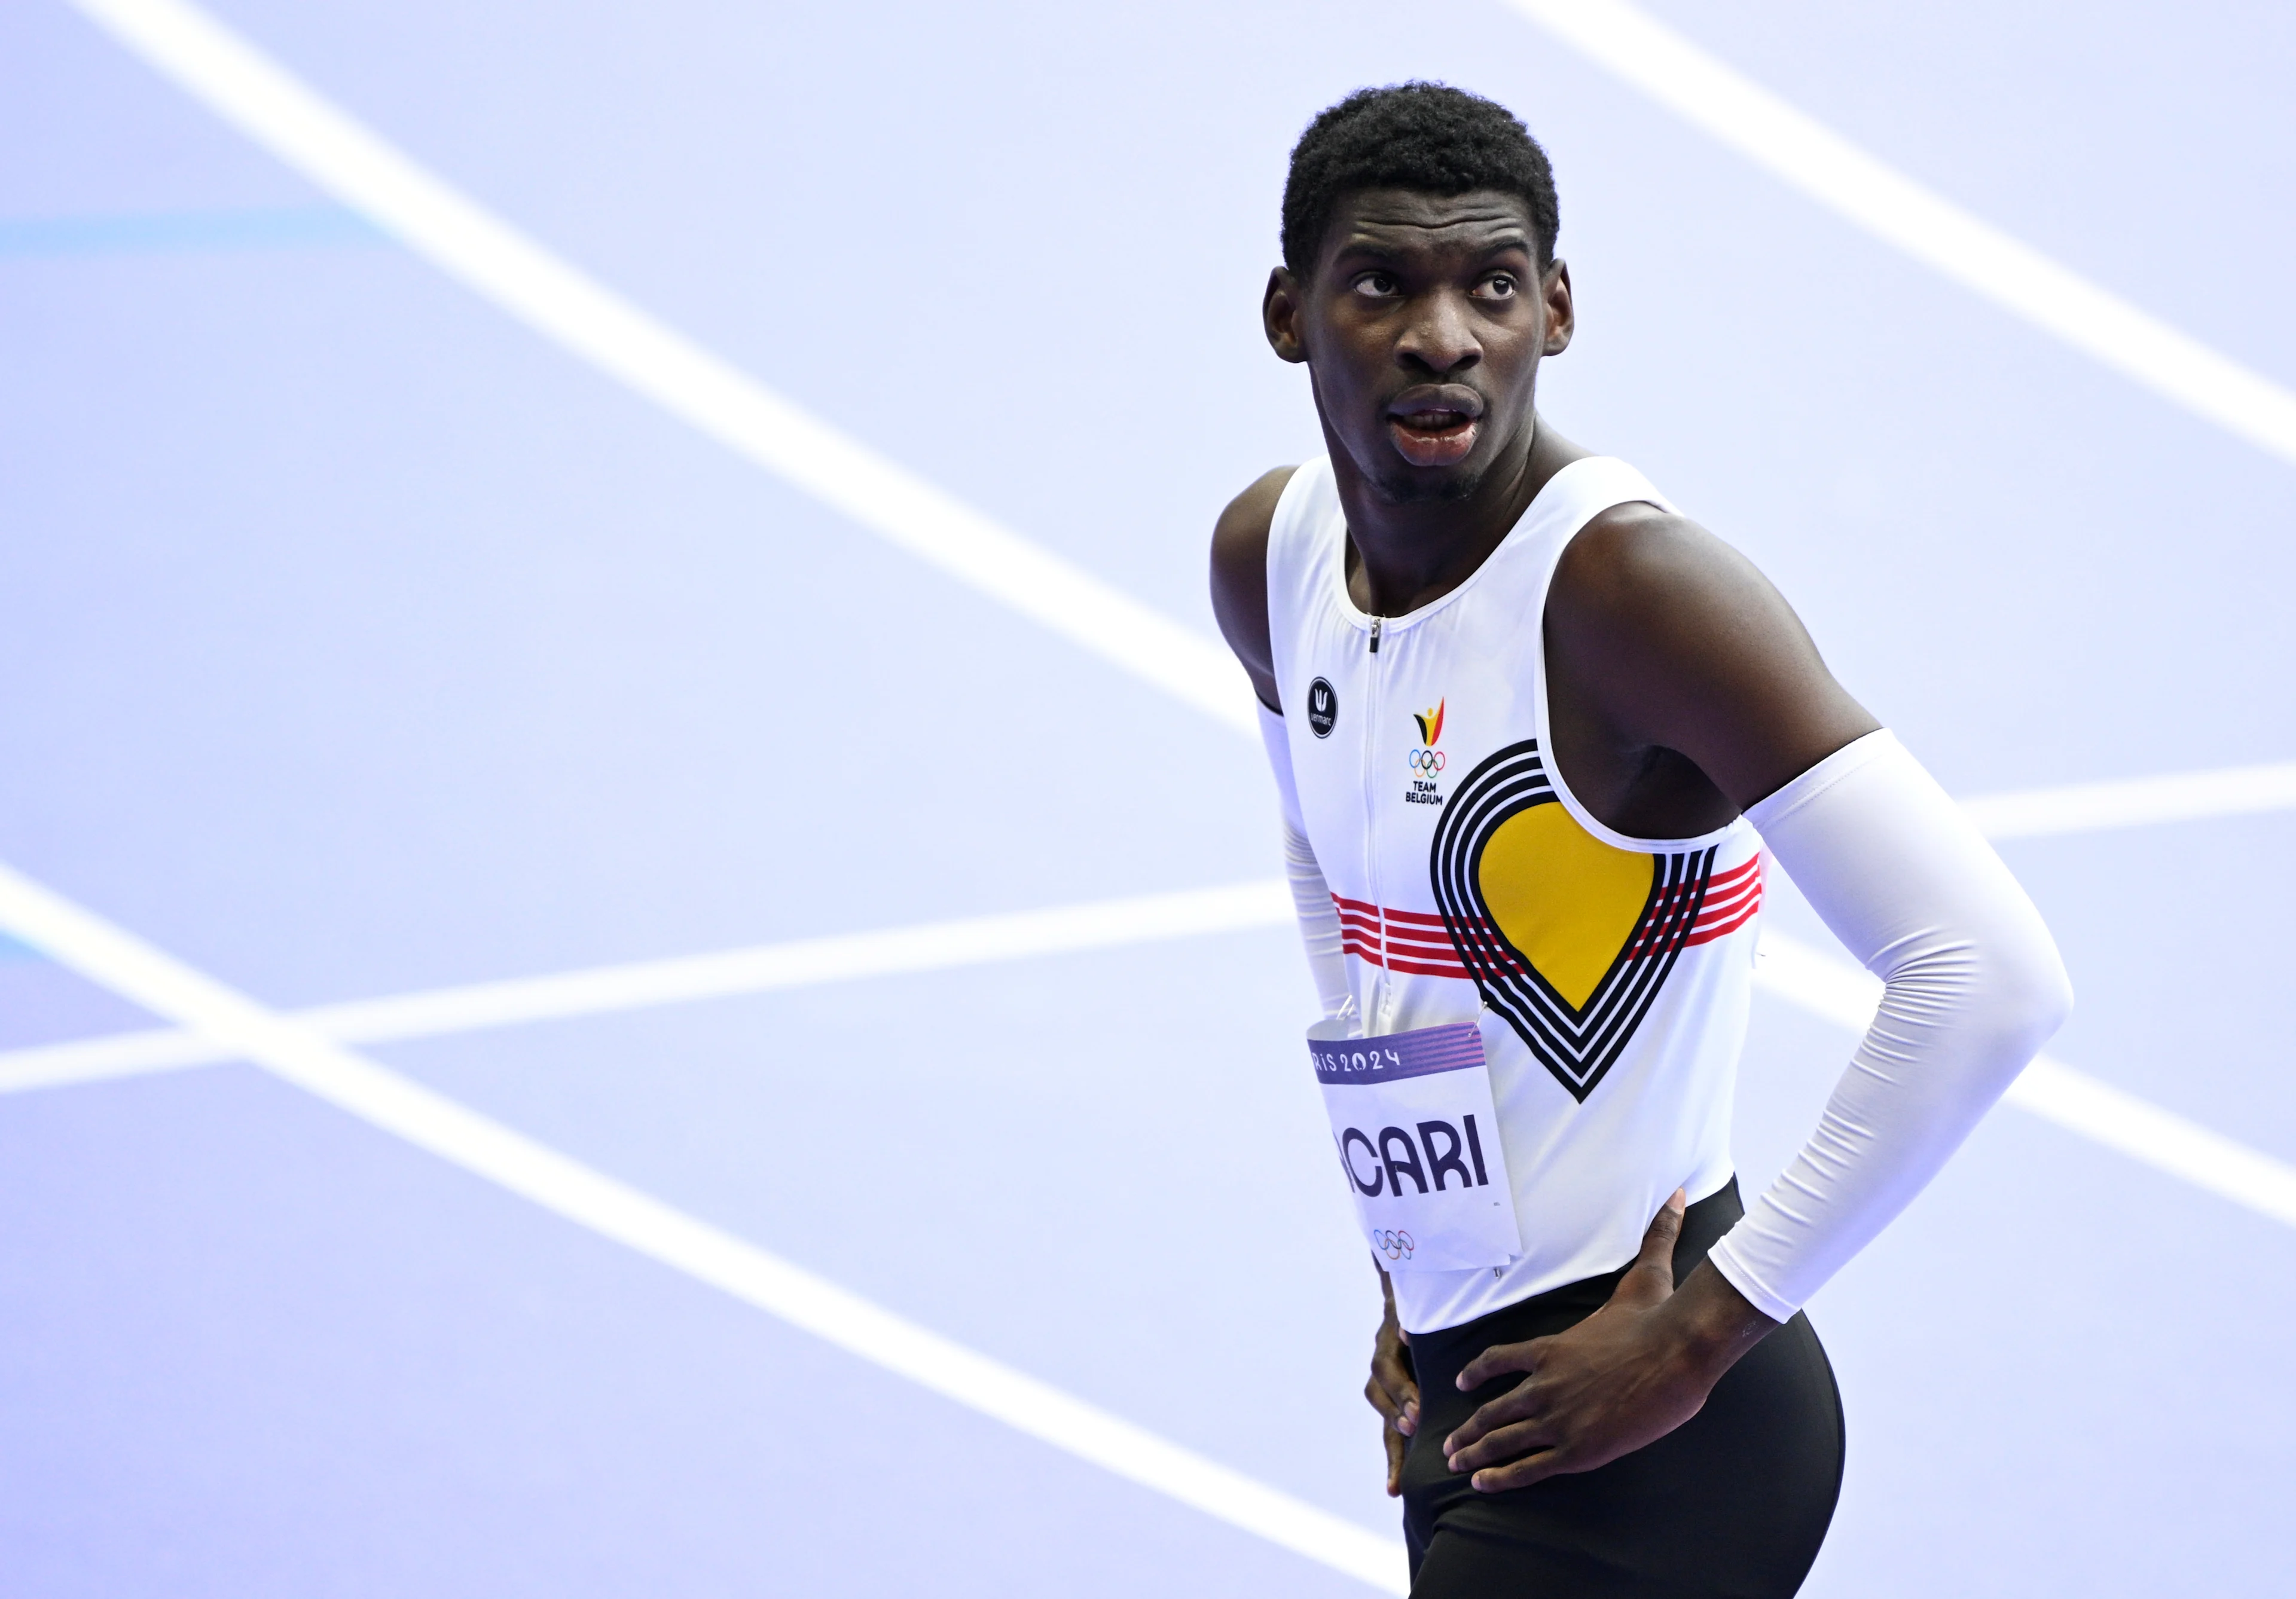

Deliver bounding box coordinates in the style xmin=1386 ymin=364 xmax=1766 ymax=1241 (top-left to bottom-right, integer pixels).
xmin=1532 ymin=848 xmax=1715 ymax=1092
xmin=1479 ymin=846 xmax=1717 ymax=1095
xmin=1429 ymin=742 xmax=1579 ymax=1070
xmin=1428 ymin=739 xmax=1719 ymax=1102
xmin=1429 ymin=741 xmax=1552 ymax=983
xmin=1430 ymin=766 xmax=1550 ymax=982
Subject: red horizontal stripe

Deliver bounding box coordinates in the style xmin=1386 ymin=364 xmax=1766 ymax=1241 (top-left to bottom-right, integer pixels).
xmin=1340 ymin=929 xmax=1465 ymax=956
xmin=1696 ymin=883 xmax=1763 ymax=921
xmin=1336 ymin=930 xmax=1460 ymax=958
xmin=1340 ymin=922 xmax=1470 ymax=956
xmin=1629 ymin=880 xmax=1762 ymax=956
xmin=1330 ymin=894 xmax=1449 ymax=931
xmin=1690 ymin=882 xmax=1761 ymax=925
xmin=1384 ymin=953 xmax=1478 ymax=979
xmin=1374 ymin=946 xmax=1468 ymax=967
xmin=1380 ymin=909 xmax=1451 ymax=931
xmin=1694 ymin=864 xmax=1763 ymax=907
xmin=1341 ymin=938 xmax=1471 ymax=979
xmin=1334 ymin=899 xmax=1490 ymax=938
xmin=1341 ymin=927 xmax=1490 ymax=962
xmin=1681 ymin=894 xmax=1761 ymax=947
xmin=1336 ymin=867 xmax=1762 ymax=974
xmin=1342 ymin=858 xmax=1755 ymax=911
xmin=1686 ymin=906 xmax=1757 ymax=937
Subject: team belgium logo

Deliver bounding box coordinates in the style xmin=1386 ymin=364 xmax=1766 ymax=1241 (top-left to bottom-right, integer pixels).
xmin=1428 ymin=739 xmax=1738 ymax=1102
xmin=1406 ymin=699 xmax=1446 ymax=806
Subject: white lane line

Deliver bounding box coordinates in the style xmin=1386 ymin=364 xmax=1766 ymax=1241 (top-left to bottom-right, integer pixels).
xmin=0 ymin=1026 xmax=221 ymax=1095
xmin=16 ymin=750 xmax=2295 ymax=1096
xmin=65 ymin=0 xmax=1255 ymax=736
xmin=1504 ymin=0 xmax=2296 ymax=467
xmin=0 ymin=858 xmax=1406 ymax=1594
xmin=0 ymin=881 xmax=1293 ymax=1095
xmin=9 ymin=875 xmax=2291 ymax=1234
xmin=1959 ymin=761 xmax=2296 ymax=840
xmin=66 ymin=0 xmax=2296 ymax=785
xmin=1754 ymin=933 xmax=2296 ymax=1228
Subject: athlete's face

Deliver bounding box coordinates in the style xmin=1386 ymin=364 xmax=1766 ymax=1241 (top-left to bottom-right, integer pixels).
xmin=1264 ymin=189 xmax=1571 ymax=504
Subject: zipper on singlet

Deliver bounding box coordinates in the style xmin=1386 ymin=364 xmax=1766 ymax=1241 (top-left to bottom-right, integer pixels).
xmin=1363 ymin=614 xmax=1388 ymax=1023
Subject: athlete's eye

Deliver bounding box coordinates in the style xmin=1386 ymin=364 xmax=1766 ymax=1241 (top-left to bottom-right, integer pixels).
xmin=1475 ymin=274 xmax=1518 ymax=299
xmin=1352 ymin=272 xmax=1400 ymax=298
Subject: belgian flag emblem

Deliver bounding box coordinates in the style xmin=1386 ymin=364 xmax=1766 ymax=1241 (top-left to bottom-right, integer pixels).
xmin=1413 ymin=699 xmax=1445 ymax=747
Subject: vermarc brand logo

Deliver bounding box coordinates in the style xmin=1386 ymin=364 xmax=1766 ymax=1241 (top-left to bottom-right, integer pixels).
xmin=1306 ymin=677 xmax=1338 ymax=738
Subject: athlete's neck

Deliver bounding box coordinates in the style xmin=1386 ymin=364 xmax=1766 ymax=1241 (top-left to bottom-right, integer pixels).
xmin=1333 ymin=411 xmax=1589 ymax=618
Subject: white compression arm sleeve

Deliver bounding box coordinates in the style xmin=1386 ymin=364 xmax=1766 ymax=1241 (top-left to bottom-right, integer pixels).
xmin=1708 ymin=730 xmax=2073 ymax=1321
xmin=1259 ymin=702 xmax=1354 ymax=1022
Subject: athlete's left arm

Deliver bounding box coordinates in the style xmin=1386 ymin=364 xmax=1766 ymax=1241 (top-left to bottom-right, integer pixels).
xmin=1441 ymin=507 xmax=2072 ymax=1493
xmin=1543 ymin=504 xmax=1879 ymax=806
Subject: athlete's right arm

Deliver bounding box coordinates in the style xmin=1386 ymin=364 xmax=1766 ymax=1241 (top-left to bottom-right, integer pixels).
xmin=1217 ymin=467 xmax=1408 ymax=1494
xmin=1208 ymin=466 xmax=1296 ymax=712
xmin=1215 ymin=466 xmax=1353 ymax=1024
xmin=1366 ymin=1268 xmax=1421 ymax=1497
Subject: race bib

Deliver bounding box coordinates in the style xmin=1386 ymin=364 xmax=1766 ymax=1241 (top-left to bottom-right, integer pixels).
xmin=1308 ymin=1017 xmax=1522 ymax=1273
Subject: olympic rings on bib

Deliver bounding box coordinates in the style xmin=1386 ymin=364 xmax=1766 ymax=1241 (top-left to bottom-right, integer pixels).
xmin=1409 ymin=748 xmax=1446 ymax=775
xmin=1374 ymin=1228 xmax=1416 ymax=1261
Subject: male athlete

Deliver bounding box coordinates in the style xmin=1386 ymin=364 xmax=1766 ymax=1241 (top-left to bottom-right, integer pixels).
xmin=1211 ymin=85 xmax=2071 ymax=1597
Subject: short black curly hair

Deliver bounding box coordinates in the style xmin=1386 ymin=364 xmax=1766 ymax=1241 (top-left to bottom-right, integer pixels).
xmin=1281 ymin=82 xmax=1558 ymax=276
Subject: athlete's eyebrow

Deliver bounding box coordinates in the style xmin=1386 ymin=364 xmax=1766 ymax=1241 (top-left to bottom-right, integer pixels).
xmin=1464 ymin=231 xmax=1535 ymax=260
xmin=1332 ymin=225 xmax=1535 ymax=264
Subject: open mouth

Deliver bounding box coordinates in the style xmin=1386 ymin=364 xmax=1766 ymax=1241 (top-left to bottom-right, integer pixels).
xmin=1385 ymin=386 xmax=1485 ymax=468
xmin=1387 ymin=411 xmax=1479 ymax=467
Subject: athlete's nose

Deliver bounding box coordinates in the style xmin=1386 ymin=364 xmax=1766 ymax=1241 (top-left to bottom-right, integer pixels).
xmin=1396 ymin=289 xmax=1482 ymax=375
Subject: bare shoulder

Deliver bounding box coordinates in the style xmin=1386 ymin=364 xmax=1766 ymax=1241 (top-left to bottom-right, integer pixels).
xmin=1209 ymin=466 xmax=1297 ymax=709
xmin=1210 ymin=466 xmax=1297 ymax=600
xmin=1548 ymin=501 xmax=1877 ymax=805
xmin=1550 ymin=502 xmax=1772 ymax=629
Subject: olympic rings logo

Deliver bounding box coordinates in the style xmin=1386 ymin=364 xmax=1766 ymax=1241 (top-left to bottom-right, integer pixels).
xmin=1409 ymin=748 xmax=1446 ymax=775
xmin=1374 ymin=1228 xmax=1416 ymax=1262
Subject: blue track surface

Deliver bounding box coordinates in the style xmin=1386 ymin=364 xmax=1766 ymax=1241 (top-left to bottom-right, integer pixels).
xmin=2 ymin=2 xmax=2291 ymax=1594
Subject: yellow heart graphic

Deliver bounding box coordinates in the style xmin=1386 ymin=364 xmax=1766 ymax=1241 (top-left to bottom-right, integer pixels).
xmin=1474 ymin=801 xmax=1657 ymax=1010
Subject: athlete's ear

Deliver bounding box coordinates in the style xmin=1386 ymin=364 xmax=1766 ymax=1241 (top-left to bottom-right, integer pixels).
xmin=1264 ymin=267 xmax=1310 ymax=364
xmin=1541 ymin=259 xmax=1574 ymax=358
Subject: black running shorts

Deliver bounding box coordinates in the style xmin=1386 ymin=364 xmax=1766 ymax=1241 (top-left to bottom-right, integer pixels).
xmin=1399 ymin=1182 xmax=1845 ymax=1598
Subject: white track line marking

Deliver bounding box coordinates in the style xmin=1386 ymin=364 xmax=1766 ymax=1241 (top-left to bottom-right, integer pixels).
xmin=1754 ymin=933 xmax=2296 ymax=1228
xmin=14 ymin=753 xmax=2293 ymax=1095
xmin=65 ymin=0 xmax=1254 ymax=736
xmin=0 ymin=858 xmax=1406 ymax=1594
xmin=1504 ymin=0 xmax=2296 ymax=467
xmin=0 ymin=1025 xmax=221 ymax=1095
xmin=1958 ymin=761 xmax=2296 ymax=840
xmin=0 ymin=882 xmax=1292 ymax=1093
xmin=8 ymin=876 xmax=2291 ymax=1233
xmin=68 ymin=0 xmax=2296 ymax=797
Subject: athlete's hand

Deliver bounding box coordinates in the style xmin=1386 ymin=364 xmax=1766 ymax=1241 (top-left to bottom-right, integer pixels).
xmin=1440 ymin=1190 xmax=1776 ymax=1493
xmin=1364 ymin=1273 xmax=1419 ymax=1496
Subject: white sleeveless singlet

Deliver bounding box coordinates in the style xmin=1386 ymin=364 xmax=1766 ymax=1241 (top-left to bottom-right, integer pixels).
xmin=1267 ymin=454 xmax=1762 ymax=1333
